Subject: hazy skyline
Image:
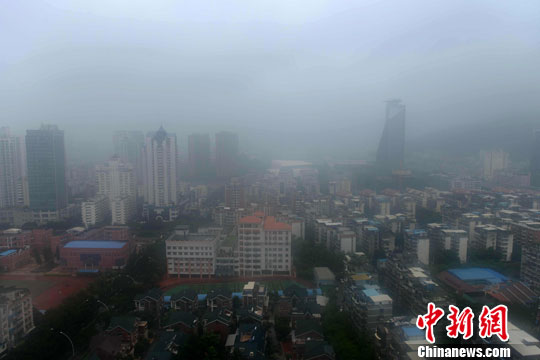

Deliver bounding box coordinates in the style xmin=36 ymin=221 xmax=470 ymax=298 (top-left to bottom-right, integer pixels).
xmin=2 ymin=0 xmax=540 ymax=161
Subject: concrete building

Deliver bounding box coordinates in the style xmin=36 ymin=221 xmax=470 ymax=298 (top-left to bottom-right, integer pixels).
xmin=482 ymin=150 xmax=509 ymax=180
xmin=113 ymin=130 xmax=144 ymax=192
xmin=81 ymin=195 xmax=110 ymax=228
xmin=111 ymin=196 xmax=136 ymax=225
xmin=428 ymin=224 xmax=468 ymax=264
xmin=225 ymin=177 xmax=246 ymax=210
xmin=60 ymin=240 xmax=130 ymax=272
xmin=0 ymin=128 xmax=27 ymax=208
xmin=376 ymin=99 xmax=405 ymax=170
xmin=187 ymin=133 xmax=211 ymax=180
xmin=237 ymin=215 xmax=292 ymax=276
xmin=512 ymin=221 xmax=540 ymax=295
xmin=314 ymin=267 xmax=336 ymax=286
xmin=0 ymin=286 xmax=34 ymax=355
xmin=473 ymin=224 xmax=513 ymax=262
xmin=440 ymin=229 xmax=468 ymax=264
xmin=0 ymin=229 xmax=32 ymax=250
xmin=96 ymin=156 xmax=136 ymax=225
xmin=531 ymin=130 xmax=540 ymax=188
xmin=143 ymin=127 xmax=177 ymax=206
xmin=166 ymin=226 xmax=217 ymax=278
xmin=215 ymin=131 xmax=239 ymax=180
xmin=344 ymin=284 xmax=393 ymax=331
xmin=383 ymin=256 xmax=449 ymax=317
xmin=404 ymin=229 xmax=430 ymax=266
xmin=0 ymin=248 xmax=32 ymax=272
xmin=25 ymin=125 xmax=67 ymax=211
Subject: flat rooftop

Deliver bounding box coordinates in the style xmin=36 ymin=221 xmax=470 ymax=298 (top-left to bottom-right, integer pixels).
xmin=448 ymin=268 xmax=507 ymax=284
xmin=64 ymin=240 xmax=127 ymax=249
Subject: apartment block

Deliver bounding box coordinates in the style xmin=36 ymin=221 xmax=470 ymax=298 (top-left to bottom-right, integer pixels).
xmin=237 ymin=215 xmax=292 ymax=276
xmin=81 ymin=195 xmax=110 ymax=228
xmin=0 ymin=286 xmax=34 ymax=355
xmin=166 ymin=226 xmax=217 ymax=278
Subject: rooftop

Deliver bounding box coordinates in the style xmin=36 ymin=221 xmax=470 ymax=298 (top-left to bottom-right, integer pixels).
xmin=0 ymin=249 xmax=17 ymax=257
xmin=239 ymin=216 xmax=263 ymax=224
xmin=64 ymin=240 xmax=127 ymax=249
xmin=448 ymin=268 xmax=507 ymax=285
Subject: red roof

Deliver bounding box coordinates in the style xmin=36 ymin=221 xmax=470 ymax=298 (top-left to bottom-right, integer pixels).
xmin=238 ymin=216 xmax=263 ymax=224
xmin=264 ymin=216 xmax=292 ymax=231
xmin=253 ymin=211 xmax=265 ymax=218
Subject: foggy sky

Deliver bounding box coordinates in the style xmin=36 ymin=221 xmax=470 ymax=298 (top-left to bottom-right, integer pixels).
xmin=1 ymin=0 xmax=540 ymax=162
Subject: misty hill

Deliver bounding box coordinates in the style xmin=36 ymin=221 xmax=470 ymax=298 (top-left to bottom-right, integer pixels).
xmin=407 ymin=119 xmax=537 ymax=162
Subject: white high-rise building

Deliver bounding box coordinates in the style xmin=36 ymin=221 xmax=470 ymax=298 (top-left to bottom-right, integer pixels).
xmin=95 ymin=156 xmax=136 ymax=225
xmin=482 ymin=150 xmax=509 ymax=180
xmin=0 ymin=128 xmax=27 ymax=208
xmin=143 ymin=127 xmax=178 ymax=206
xmin=96 ymin=156 xmax=136 ymax=198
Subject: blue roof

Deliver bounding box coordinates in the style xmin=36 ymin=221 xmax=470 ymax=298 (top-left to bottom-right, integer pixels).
xmin=0 ymin=249 xmax=16 ymax=256
xmin=197 ymin=294 xmax=207 ymax=301
xmin=163 ymin=296 xmax=171 ymax=303
xmin=448 ymin=268 xmax=507 ymax=284
xmin=232 ymin=292 xmax=243 ymax=299
xmin=403 ymin=326 xmax=424 ymax=339
xmin=362 ymin=288 xmax=380 ymax=297
xmin=78 ymin=269 xmax=99 ymax=273
xmin=64 ymin=240 xmax=127 ymax=249
xmin=277 ymin=290 xmax=284 ymax=296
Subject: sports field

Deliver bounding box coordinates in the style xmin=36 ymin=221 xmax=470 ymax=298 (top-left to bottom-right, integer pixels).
xmin=165 ymin=279 xmax=306 ymax=296
xmin=0 ymin=275 xmax=94 ymax=310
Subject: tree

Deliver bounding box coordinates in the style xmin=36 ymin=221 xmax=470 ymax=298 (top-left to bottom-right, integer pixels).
xmin=42 ymin=247 xmax=54 ymax=264
xmin=31 ymin=247 xmax=42 ymax=264
xmin=274 ymin=317 xmax=290 ymax=341
xmin=176 ymin=334 xmax=223 ymax=360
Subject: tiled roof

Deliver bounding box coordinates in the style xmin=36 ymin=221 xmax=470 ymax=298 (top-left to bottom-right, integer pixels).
xmin=239 ymin=216 xmax=263 ymax=224
xmin=263 ymin=216 xmax=292 ymax=231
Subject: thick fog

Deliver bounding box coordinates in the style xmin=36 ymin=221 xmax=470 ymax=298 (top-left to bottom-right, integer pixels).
xmin=1 ymin=0 xmax=540 ymax=162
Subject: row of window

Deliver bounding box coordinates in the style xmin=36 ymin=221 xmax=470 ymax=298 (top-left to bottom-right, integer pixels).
xmin=167 ymin=252 xmax=213 ymax=256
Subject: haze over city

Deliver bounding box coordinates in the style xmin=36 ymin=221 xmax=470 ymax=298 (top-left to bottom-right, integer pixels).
xmin=2 ymin=1 xmax=540 ymax=360
xmin=2 ymin=0 xmax=540 ymax=162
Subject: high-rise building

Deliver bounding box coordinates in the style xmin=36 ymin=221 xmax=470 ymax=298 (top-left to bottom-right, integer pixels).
xmin=25 ymin=125 xmax=67 ymax=211
xmin=113 ymin=131 xmax=144 ymax=192
xmin=482 ymin=150 xmax=509 ymax=180
xmin=0 ymin=128 xmax=27 ymax=208
xmin=0 ymin=286 xmax=34 ymax=354
xmin=188 ymin=133 xmax=211 ymax=179
xmin=215 ymin=131 xmax=239 ymax=180
xmin=96 ymin=156 xmax=136 ymax=199
xmin=376 ymin=99 xmax=405 ymax=170
xmin=93 ymin=156 xmax=136 ymax=225
xmin=225 ymin=177 xmax=246 ymax=209
xmin=142 ymin=127 xmax=177 ymax=206
xmin=531 ymin=130 xmax=540 ymax=187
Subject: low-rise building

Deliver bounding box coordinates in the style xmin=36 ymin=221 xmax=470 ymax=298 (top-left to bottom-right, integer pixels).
xmin=59 ymin=240 xmax=130 ymax=272
xmin=165 ymin=226 xmax=217 ymax=278
xmin=81 ymin=195 xmax=110 ymax=228
xmin=313 ymin=267 xmax=336 ymax=287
